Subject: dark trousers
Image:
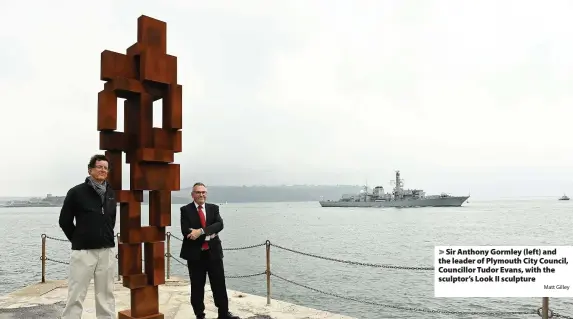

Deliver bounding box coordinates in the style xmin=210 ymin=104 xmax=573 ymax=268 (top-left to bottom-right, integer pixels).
xmin=187 ymin=250 xmax=229 ymax=317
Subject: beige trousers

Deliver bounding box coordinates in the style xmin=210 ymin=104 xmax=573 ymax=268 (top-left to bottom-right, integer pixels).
xmin=61 ymin=248 xmax=116 ymax=319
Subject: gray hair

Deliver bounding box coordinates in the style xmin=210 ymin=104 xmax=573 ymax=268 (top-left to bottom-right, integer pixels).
xmin=191 ymin=182 xmax=207 ymax=194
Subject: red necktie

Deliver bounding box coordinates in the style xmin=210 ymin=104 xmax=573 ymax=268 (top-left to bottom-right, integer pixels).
xmin=197 ymin=206 xmax=209 ymax=250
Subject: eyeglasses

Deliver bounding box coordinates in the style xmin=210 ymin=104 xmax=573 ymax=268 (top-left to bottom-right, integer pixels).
xmin=193 ymin=191 xmax=207 ymax=195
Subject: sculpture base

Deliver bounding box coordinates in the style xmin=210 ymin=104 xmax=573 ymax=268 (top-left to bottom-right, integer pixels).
xmin=118 ymin=310 xmax=164 ymax=319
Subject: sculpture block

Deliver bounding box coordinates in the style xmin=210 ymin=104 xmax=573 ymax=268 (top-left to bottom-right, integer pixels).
xmin=133 ymin=148 xmax=175 ymax=163
xmin=118 ymin=243 xmax=143 ymax=276
xmin=123 ymin=273 xmax=148 ymax=289
xmin=140 ymin=50 xmax=178 ymax=84
xmin=100 ymin=50 xmax=137 ymax=80
xmin=137 ymin=17 xmax=167 ymax=53
xmin=116 ymin=190 xmax=144 ymax=203
xmin=149 ymin=190 xmax=171 ymax=227
xmin=118 ymin=311 xmax=164 ymax=319
xmin=163 ymin=84 xmax=183 ymax=130
xmin=105 ymin=151 xmax=122 ymax=190
xmin=141 ymin=226 xmax=166 ymax=242
xmin=97 ymin=90 xmax=117 ymax=131
xmin=100 ymin=131 xmax=127 ymax=151
xmin=131 ymin=285 xmax=160 ymax=317
xmin=130 ymin=163 xmax=180 ymax=190
xmin=119 ymin=202 xmax=142 ymax=243
xmin=104 ymin=78 xmax=145 ymax=98
xmin=98 ymin=15 xmax=182 ymax=318
xmin=152 ymin=128 xmax=182 ymax=152
xmin=144 ymin=242 xmax=165 ymax=285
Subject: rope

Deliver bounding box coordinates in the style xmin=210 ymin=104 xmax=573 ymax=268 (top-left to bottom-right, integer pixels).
xmin=270 ymin=272 xmax=536 ymax=317
xmin=167 ymin=233 xmax=266 ymax=250
xmin=43 ymin=234 xmax=430 ymax=269
xmin=270 ymin=242 xmax=433 ymax=270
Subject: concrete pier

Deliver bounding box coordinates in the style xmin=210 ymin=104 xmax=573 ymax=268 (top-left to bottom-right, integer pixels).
xmin=0 ymin=277 xmax=354 ymax=319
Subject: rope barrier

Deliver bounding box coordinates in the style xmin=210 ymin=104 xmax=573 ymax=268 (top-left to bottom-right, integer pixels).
xmin=40 ymin=252 xmax=266 ymax=280
xmin=270 ymin=242 xmax=434 ymax=270
xmin=169 ymin=234 xmax=266 ymax=250
xmin=44 ymin=235 xmax=69 ymax=242
xmin=270 ymin=272 xmax=535 ymax=317
xmin=39 ymin=233 xmax=572 ymax=318
xmin=164 ymin=253 xmax=266 ymax=279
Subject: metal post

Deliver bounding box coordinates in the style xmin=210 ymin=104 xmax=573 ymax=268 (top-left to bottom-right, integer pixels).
xmin=266 ymin=240 xmax=271 ymax=305
xmin=166 ymin=232 xmax=171 ymax=279
xmin=542 ymin=297 xmax=549 ymax=319
xmin=41 ymin=234 xmax=46 ymax=283
xmin=116 ymin=233 xmax=121 ymax=282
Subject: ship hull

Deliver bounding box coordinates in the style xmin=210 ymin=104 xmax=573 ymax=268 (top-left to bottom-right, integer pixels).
xmin=319 ymin=196 xmax=469 ymax=208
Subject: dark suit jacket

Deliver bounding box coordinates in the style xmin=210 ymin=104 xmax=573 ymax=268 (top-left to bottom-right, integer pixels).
xmin=179 ymin=202 xmax=225 ymax=261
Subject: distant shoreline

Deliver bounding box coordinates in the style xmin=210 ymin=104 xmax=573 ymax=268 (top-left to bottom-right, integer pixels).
xmin=1 ymin=184 xmax=568 ymax=204
xmin=0 ymin=185 xmax=364 ymax=204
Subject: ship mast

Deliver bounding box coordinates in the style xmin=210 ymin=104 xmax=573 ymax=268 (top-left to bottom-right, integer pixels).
xmin=392 ymin=170 xmax=404 ymax=199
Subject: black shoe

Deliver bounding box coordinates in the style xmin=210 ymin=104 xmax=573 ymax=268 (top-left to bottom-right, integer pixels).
xmin=218 ymin=312 xmax=240 ymax=319
xmin=196 ymin=314 xmax=206 ymax=319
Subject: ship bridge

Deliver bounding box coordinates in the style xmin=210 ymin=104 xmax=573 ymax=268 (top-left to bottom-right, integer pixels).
xmin=372 ymin=186 xmax=385 ymax=196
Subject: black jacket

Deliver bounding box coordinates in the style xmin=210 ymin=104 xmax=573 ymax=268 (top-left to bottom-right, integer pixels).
xmin=179 ymin=202 xmax=224 ymax=261
xmin=58 ymin=178 xmax=117 ymax=250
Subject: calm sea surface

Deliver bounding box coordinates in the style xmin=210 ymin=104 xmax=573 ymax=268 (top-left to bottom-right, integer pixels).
xmin=0 ymin=199 xmax=572 ymax=319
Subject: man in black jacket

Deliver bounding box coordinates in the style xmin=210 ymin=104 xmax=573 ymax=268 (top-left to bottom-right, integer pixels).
xmin=59 ymin=154 xmax=117 ymax=319
xmin=179 ymin=182 xmax=239 ymax=319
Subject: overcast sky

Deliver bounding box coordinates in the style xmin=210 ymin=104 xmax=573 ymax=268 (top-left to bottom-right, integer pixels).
xmin=1 ymin=0 xmax=572 ymax=198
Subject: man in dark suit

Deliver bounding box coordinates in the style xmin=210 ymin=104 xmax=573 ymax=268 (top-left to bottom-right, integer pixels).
xmin=179 ymin=182 xmax=240 ymax=319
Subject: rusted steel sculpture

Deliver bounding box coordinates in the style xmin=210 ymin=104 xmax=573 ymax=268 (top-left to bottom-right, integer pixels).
xmin=98 ymin=15 xmax=182 ymax=319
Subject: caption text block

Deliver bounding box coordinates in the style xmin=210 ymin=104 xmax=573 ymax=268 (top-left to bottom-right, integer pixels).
xmin=434 ymin=246 xmax=573 ymax=297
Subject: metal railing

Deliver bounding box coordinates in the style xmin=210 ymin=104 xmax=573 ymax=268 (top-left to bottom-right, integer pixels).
xmin=39 ymin=233 xmax=572 ymax=319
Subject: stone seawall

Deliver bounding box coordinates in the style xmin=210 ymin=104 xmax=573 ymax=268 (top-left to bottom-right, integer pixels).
xmin=0 ymin=277 xmax=354 ymax=319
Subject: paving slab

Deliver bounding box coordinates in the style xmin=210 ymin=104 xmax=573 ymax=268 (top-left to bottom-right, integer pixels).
xmin=0 ymin=277 xmax=354 ymax=319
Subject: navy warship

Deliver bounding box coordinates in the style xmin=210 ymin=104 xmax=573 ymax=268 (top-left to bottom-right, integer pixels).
xmin=319 ymin=170 xmax=469 ymax=208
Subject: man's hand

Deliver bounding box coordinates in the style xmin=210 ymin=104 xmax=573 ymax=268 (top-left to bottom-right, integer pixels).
xmin=187 ymin=228 xmax=203 ymax=240
xmin=191 ymin=228 xmax=203 ymax=239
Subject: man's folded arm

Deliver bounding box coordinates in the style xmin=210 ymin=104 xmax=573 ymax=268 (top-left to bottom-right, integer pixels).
xmin=204 ymin=206 xmax=223 ymax=235
xmin=180 ymin=206 xmax=191 ymax=238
